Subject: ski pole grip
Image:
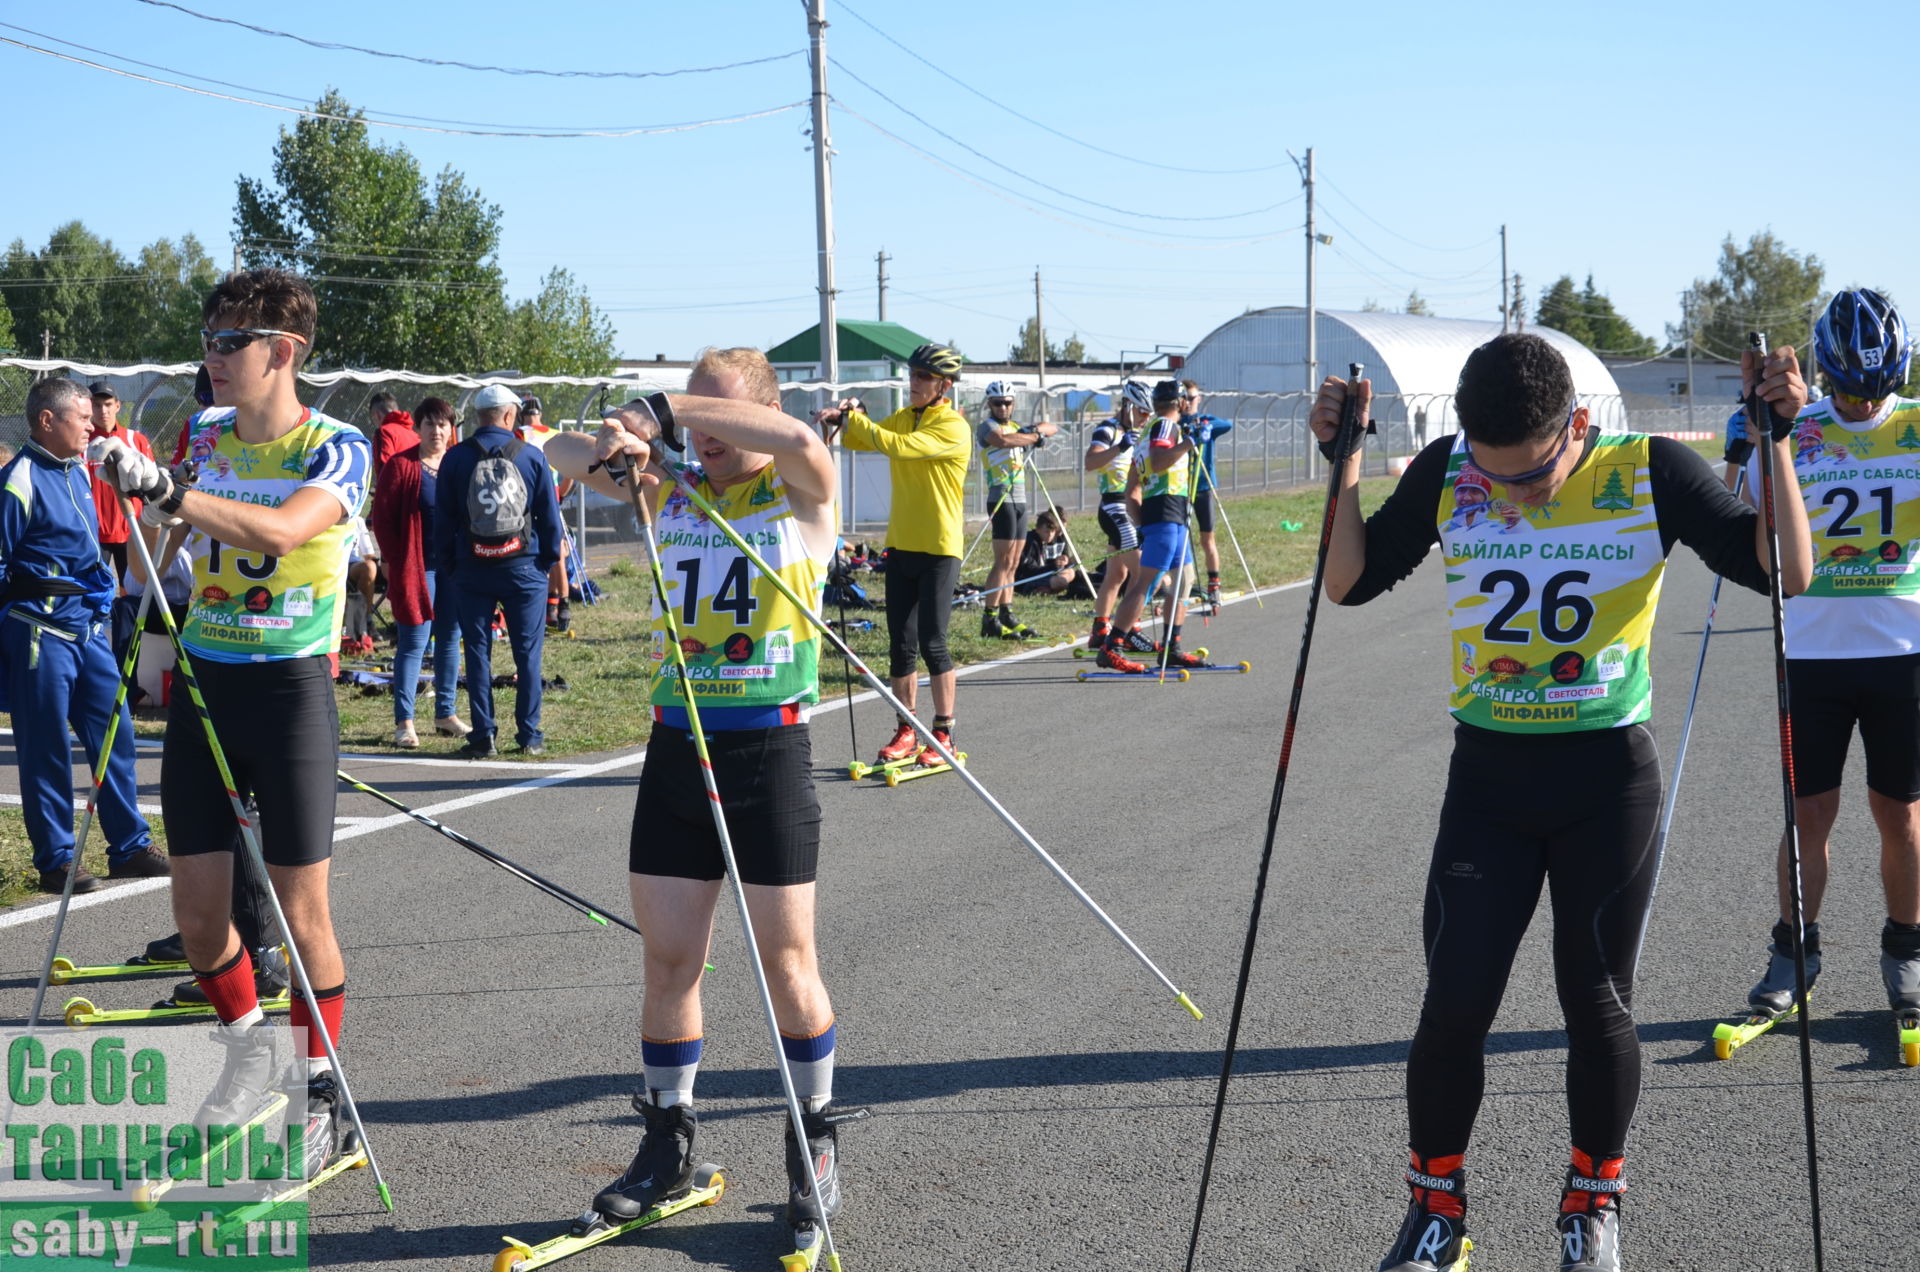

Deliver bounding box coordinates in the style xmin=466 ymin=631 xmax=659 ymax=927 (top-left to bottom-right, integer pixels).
xmin=1333 ymin=362 xmax=1368 ymax=463
xmin=1747 ymin=332 xmax=1776 ymax=444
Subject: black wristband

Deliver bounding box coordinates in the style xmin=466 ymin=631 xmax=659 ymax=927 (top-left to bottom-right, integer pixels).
xmin=156 ymin=479 xmax=186 ymax=516
xmin=647 ymin=392 xmax=682 ymax=453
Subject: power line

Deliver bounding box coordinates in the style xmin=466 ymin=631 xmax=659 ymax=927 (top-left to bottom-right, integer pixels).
xmin=0 ymin=35 xmax=807 ymax=139
xmin=1315 ymin=170 xmax=1502 ymax=254
xmin=1313 ymin=206 xmax=1500 ymax=284
xmin=830 ymin=58 xmax=1298 ymax=225
xmin=835 ymin=1 xmax=1290 ymax=177
xmin=834 ymin=104 xmax=1301 ymax=250
xmin=130 ymin=0 xmax=804 ymax=80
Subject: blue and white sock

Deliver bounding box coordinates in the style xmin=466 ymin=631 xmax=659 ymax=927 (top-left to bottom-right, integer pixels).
xmin=780 ymin=1021 xmax=836 ymax=1113
xmin=641 ymin=1035 xmax=703 ymax=1108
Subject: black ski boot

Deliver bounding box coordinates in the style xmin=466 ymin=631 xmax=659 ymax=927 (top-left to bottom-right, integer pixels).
xmin=168 ymin=946 xmax=289 ymax=1007
xmin=593 ymin=1098 xmax=697 ymax=1222
xmin=142 ymin=933 xmax=185 ymax=964
xmin=1748 ymin=919 xmax=1821 ymax=1018
xmin=1378 ymin=1157 xmax=1469 ymax=1272
xmin=785 ymin=1104 xmax=870 ymax=1227
xmin=1556 ymin=1159 xmax=1625 ymax=1271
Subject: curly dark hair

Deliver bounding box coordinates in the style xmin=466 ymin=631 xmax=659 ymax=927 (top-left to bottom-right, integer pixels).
xmin=202 ymin=268 xmax=317 ymax=363
xmin=1455 ymin=333 xmax=1574 ymax=447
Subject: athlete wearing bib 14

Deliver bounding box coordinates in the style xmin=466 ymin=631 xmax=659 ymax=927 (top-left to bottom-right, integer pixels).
xmin=542 ymin=345 xmax=856 ymax=1247
xmin=1313 ymin=333 xmax=1810 ymax=1272
xmin=1731 ymin=287 xmax=1920 ymax=1054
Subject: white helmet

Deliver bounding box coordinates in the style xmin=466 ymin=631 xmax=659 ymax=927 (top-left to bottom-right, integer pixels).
xmin=984 ymin=380 xmax=1015 ymax=401
xmin=1119 ymin=380 xmax=1153 ymax=414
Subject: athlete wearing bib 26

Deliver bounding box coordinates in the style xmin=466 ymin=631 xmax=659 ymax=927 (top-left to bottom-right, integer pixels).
xmin=542 ymin=345 xmax=858 ymax=1243
xmin=1313 ymin=333 xmax=1811 ymax=1272
xmin=94 ymin=268 xmax=374 ymax=1178
xmin=1731 ymin=288 xmax=1920 ymax=1059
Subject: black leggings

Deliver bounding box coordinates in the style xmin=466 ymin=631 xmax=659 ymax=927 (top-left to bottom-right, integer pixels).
xmin=884 ymin=549 xmax=960 ymax=679
xmin=1407 ymin=721 xmax=1662 ymax=1160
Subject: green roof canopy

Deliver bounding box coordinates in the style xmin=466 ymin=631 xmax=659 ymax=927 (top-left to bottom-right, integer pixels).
xmin=766 ymin=319 xmax=940 ymax=367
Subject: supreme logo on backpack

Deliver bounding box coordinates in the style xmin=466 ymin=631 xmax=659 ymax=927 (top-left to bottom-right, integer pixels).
xmin=465 ymin=438 xmax=532 ymax=560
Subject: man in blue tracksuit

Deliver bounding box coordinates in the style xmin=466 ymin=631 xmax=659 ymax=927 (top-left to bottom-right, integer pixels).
xmin=1 ymin=377 xmax=167 ymax=892
xmin=436 ymin=383 xmax=563 ymax=757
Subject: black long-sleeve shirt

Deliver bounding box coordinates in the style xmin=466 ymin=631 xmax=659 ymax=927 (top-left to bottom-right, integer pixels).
xmin=1339 ymin=434 xmax=1770 ymax=607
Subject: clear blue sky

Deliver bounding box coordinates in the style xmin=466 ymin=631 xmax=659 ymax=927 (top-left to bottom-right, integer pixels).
xmin=3 ymin=0 xmax=1908 ymax=369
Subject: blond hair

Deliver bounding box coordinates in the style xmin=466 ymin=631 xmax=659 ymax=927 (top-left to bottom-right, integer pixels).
xmin=690 ymin=346 xmax=779 ymax=405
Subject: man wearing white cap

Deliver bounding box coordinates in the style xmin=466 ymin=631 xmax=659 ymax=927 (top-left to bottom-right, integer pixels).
xmin=435 ymin=384 xmax=565 ymax=756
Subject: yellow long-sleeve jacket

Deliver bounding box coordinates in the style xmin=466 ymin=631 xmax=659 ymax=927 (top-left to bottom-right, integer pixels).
xmin=839 ymin=399 xmax=972 ymax=557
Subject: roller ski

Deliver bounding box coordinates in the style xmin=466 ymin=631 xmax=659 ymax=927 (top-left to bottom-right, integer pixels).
xmin=215 ymin=1072 xmax=368 ymax=1232
xmin=1882 ymin=919 xmax=1920 ymax=1067
xmin=980 ymin=612 xmax=1042 ymax=642
xmin=1180 ymin=655 xmax=1252 ymax=674
xmin=847 ymin=721 xmax=923 ymax=779
xmin=782 ymin=1104 xmax=868 ymax=1272
xmin=62 ymin=987 xmax=292 ymax=1029
xmin=1712 ymin=920 xmax=1818 ymax=1060
xmin=50 ymin=933 xmax=189 ymax=984
xmin=493 ymin=1099 xmax=725 ymax=1272
xmin=1377 ymin=1159 xmax=1471 ymax=1272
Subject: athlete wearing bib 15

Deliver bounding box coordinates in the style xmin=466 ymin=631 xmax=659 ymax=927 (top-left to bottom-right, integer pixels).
xmin=178 ymin=406 xmax=370 ymax=663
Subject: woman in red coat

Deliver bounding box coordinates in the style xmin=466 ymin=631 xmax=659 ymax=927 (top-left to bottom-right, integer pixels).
xmin=371 ymin=398 xmax=466 ymax=747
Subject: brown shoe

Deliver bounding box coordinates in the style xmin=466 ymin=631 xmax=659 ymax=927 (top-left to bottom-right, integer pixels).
xmin=37 ymin=863 xmax=104 ymax=894
xmin=108 ymin=847 xmax=172 ymax=879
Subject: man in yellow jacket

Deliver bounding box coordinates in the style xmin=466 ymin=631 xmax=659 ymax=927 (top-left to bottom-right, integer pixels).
xmin=819 ymin=343 xmax=971 ymax=766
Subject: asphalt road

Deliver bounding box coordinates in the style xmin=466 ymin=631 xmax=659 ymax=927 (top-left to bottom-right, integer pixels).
xmin=0 ymin=548 xmax=1907 ymax=1272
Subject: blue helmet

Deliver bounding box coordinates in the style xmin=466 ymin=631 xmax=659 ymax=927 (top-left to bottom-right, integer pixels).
xmin=1814 ymin=289 xmax=1911 ymax=399
xmin=1118 ymin=380 xmax=1153 ymax=414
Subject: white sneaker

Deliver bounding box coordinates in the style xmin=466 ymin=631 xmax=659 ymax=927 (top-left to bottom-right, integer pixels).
xmin=433 ymin=715 xmax=471 ymax=737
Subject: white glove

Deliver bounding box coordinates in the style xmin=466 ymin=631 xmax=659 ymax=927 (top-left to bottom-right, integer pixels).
xmin=95 ymin=438 xmax=172 ymax=503
xmin=139 ymin=502 xmax=182 ymax=529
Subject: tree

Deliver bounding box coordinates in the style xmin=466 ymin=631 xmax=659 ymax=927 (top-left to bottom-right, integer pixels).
xmin=127 ymin=234 xmax=221 ymax=362
xmin=1537 ymin=274 xmax=1656 ymax=357
xmin=1008 ymin=316 xmax=1086 ymax=363
xmin=1671 ymin=231 xmax=1826 ymax=363
xmin=1 ymin=222 xmax=136 ymax=361
xmin=1404 ymin=291 xmax=1432 ymax=316
xmin=1360 ymin=297 xmax=1386 ymax=312
xmin=502 ymin=268 xmax=618 ymax=377
xmin=0 ymin=284 xmax=15 ymax=354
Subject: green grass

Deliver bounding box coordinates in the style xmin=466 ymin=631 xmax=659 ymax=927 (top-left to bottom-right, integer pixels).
xmin=0 ymin=807 xmax=171 ymax=910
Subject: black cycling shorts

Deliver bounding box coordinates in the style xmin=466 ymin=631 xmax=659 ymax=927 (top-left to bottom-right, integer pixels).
xmin=1787 ymin=652 xmax=1920 ymax=800
xmin=631 ymin=723 xmax=821 ymax=886
xmin=989 ymin=496 xmax=1027 ymax=543
xmin=161 ymin=655 xmax=339 ymax=868
xmin=1097 ymin=501 xmax=1139 ymax=552
xmin=1194 ymin=486 xmax=1216 ymax=534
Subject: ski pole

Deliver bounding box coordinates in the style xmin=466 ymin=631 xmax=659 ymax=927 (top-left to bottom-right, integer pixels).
xmin=619 ymin=467 xmax=846 ymax=1270
xmin=1747 ymin=331 xmax=1824 ymax=1271
xmin=335 ymin=769 xmax=635 ymax=933
xmin=1192 ymin=439 xmax=1262 ymax=606
xmin=835 ymin=576 xmax=859 ymax=759
xmin=25 ymin=523 xmax=183 ymax=1035
xmin=960 ymin=483 xmax=1011 ymax=580
xmin=1184 ymin=364 xmax=1367 ymax=1271
xmin=1638 ymin=467 xmax=1745 ymax=952
xmin=1029 ymin=466 xmax=1098 ymax=604
xmin=120 ymin=499 xmax=394 ymax=1213
xmin=660 ymin=467 xmax=1201 ymax=1020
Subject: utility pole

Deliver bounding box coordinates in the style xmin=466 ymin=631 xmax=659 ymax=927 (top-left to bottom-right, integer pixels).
xmin=876 ymin=249 xmax=888 ymax=322
xmin=1683 ymin=289 xmax=1696 ymax=432
xmin=42 ymin=329 xmax=51 ymax=361
xmin=1035 ymin=266 xmax=1048 ymax=421
xmin=1499 ymin=225 xmax=1509 ymax=332
xmin=233 ymin=242 xmax=242 ymax=276
xmin=1303 ymin=147 xmax=1318 ymax=393
xmin=806 ymin=0 xmax=839 ymax=387
xmin=1511 ymin=274 xmax=1525 ymax=332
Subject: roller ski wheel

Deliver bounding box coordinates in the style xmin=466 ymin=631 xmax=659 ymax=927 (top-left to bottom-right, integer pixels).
xmin=888 ymin=752 xmax=965 ymax=786
xmin=1899 ymin=1010 xmax=1920 ymax=1068
xmin=492 ymin=1165 xmax=724 ymax=1272
xmin=780 ymin=1226 xmax=842 ymax=1272
xmin=847 ymin=755 xmax=917 ymax=781
xmin=49 ymin=953 xmax=191 ymax=984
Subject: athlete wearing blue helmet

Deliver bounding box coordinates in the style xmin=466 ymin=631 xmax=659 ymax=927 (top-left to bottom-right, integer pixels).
xmin=1729 ymin=287 xmax=1920 ymax=1070
xmin=1814 ymin=289 xmax=1911 ymax=402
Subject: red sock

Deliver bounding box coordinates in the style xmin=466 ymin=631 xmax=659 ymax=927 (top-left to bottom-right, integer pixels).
xmin=194 ymin=948 xmax=260 ymax=1025
xmin=1562 ymin=1147 xmax=1625 ymax=1214
xmin=1408 ymin=1152 xmax=1466 ymax=1219
xmin=290 ymin=984 xmax=346 ymax=1060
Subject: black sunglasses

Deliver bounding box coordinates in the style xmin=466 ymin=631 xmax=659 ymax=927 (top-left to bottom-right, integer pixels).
xmin=201 ymin=327 xmax=307 ymax=356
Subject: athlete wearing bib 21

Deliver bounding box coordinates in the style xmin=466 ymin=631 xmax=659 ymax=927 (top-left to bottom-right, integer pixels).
xmin=649 ymin=461 xmax=824 ymax=716
xmin=177 ymin=406 xmax=369 ymax=663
